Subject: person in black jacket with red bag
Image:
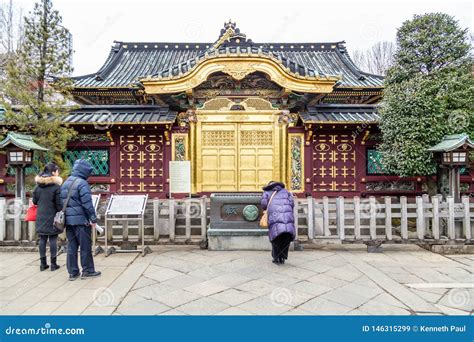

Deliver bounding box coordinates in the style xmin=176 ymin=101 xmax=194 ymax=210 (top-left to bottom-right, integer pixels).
xmin=32 ymin=163 xmax=63 ymax=271
xmin=61 ymin=159 xmax=101 ymax=281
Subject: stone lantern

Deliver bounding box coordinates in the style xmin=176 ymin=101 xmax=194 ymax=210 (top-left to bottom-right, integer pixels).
xmin=0 ymin=132 xmax=49 ymax=203
xmin=427 ymin=133 xmax=473 ymax=202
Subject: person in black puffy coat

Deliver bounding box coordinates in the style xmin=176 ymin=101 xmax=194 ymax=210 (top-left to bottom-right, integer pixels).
xmin=61 ymin=159 xmax=101 ymax=281
xmin=32 ymin=163 xmax=63 ymax=271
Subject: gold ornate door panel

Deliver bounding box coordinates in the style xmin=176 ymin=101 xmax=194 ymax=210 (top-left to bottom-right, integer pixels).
xmin=238 ymin=125 xmax=274 ymax=191
xmin=197 ymin=122 xmax=276 ymax=192
xmin=311 ymin=134 xmax=356 ymax=192
xmin=119 ymin=134 xmax=164 ymax=193
xmin=199 ymin=124 xmax=238 ymax=191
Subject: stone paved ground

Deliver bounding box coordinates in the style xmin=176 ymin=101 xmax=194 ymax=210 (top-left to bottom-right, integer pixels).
xmin=0 ymin=245 xmax=472 ymax=315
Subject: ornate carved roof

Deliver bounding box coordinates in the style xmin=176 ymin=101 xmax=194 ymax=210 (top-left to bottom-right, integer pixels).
xmin=72 ymin=22 xmax=384 ymax=90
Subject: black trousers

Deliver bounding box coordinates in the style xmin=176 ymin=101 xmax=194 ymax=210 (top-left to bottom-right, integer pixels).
xmin=271 ymin=232 xmax=292 ymax=260
xmin=38 ymin=234 xmax=58 ymax=259
xmin=66 ymin=225 xmax=95 ymax=276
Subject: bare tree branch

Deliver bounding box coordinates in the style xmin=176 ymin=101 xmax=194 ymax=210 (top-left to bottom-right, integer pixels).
xmin=351 ymin=41 xmax=395 ymax=76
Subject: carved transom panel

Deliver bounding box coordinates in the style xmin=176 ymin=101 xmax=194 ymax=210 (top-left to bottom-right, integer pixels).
xmin=202 ymin=131 xmax=235 ymax=146
xmin=200 ymin=97 xmax=274 ymax=111
xmin=240 ymin=130 xmax=273 ymax=146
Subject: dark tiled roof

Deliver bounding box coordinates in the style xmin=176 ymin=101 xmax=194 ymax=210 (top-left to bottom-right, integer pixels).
xmin=299 ymin=104 xmax=380 ymax=123
xmin=64 ymin=105 xmax=176 ymax=124
xmin=73 ymin=41 xmax=384 ymax=89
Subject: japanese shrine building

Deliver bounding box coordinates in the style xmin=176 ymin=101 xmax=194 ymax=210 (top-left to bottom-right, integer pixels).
xmin=1 ymin=21 xmax=472 ymax=197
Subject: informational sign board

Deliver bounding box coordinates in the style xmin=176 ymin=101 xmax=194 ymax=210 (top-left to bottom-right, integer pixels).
xmin=169 ymin=161 xmax=191 ymax=195
xmin=91 ymin=194 xmax=101 ymax=211
xmin=105 ymin=195 xmax=148 ymax=216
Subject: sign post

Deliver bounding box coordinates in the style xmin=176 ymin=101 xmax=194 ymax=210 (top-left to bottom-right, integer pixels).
xmin=169 ymin=161 xmax=191 ymax=198
xmin=104 ymin=194 xmax=150 ymax=257
xmin=91 ymin=194 xmax=102 ymax=255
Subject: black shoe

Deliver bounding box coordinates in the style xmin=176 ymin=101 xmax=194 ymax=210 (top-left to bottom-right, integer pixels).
xmin=50 ymin=257 xmax=60 ymax=271
xmin=81 ymin=271 xmax=101 ymax=279
xmin=69 ymin=273 xmax=80 ymax=281
xmin=40 ymin=257 xmax=49 ymax=271
xmin=272 ymin=259 xmax=281 ymax=265
xmin=279 ymin=257 xmax=285 ymax=264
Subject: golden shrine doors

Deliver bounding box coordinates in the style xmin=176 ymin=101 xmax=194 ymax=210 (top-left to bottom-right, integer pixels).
xmin=197 ymin=123 xmax=277 ymax=192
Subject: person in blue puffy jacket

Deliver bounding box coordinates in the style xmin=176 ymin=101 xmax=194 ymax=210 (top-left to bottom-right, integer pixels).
xmin=61 ymin=159 xmax=101 ymax=281
xmin=261 ymin=181 xmax=296 ymax=265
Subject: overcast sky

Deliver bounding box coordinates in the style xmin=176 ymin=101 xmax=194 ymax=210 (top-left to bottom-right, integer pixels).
xmin=13 ymin=0 xmax=473 ymax=76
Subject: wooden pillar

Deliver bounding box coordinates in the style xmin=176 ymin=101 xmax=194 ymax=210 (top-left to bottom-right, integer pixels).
xmin=0 ymin=198 xmax=5 ymax=241
xmin=400 ymin=196 xmax=408 ymax=240
xmin=307 ymin=197 xmax=314 ymax=241
xmin=185 ymin=199 xmax=191 ymax=241
xmin=336 ymin=196 xmax=345 ymax=240
xmin=447 ymin=196 xmax=455 ymax=239
xmin=13 ymin=198 xmax=21 ymax=241
xmin=190 ymin=122 xmax=196 ymax=194
xmin=169 ymin=199 xmax=175 ymax=241
xmin=432 ymin=196 xmax=440 ymax=240
xmin=354 ymin=196 xmax=361 ymax=240
xmin=293 ymin=198 xmax=299 ymax=240
xmin=153 ymin=199 xmax=160 ymax=241
xmin=369 ymin=196 xmax=376 ymax=240
xmin=200 ymin=196 xmax=207 ymax=240
xmin=462 ymin=196 xmax=471 ymax=240
xmin=384 ymin=196 xmax=392 ymax=240
xmin=322 ymin=196 xmax=330 ymax=236
xmin=416 ymin=196 xmax=424 ymax=240
xmin=279 ymin=119 xmax=288 ymax=184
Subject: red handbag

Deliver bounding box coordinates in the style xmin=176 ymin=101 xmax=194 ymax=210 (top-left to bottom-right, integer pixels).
xmin=24 ymin=203 xmax=37 ymax=221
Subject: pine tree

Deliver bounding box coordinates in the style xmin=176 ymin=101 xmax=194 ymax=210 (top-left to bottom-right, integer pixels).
xmin=1 ymin=0 xmax=76 ymax=171
xmin=379 ymin=13 xmax=473 ymax=188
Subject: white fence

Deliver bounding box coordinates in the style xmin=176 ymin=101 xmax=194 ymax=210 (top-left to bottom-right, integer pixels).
xmin=1 ymin=195 xmax=473 ymax=246
xmin=298 ymin=195 xmax=473 ymax=243
xmin=0 ymin=197 xmax=209 ymax=245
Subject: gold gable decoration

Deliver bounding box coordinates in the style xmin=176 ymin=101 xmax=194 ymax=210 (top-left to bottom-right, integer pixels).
xmin=141 ymin=57 xmax=339 ymax=95
xmin=200 ymin=97 xmax=274 ymax=111
xmin=242 ymin=98 xmax=274 ymax=110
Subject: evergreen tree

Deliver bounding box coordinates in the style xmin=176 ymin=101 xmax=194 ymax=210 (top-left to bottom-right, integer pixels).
xmin=379 ymin=13 xmax=473 ymax=185
xmin=1 ymin=0 xmax=76 ymax=171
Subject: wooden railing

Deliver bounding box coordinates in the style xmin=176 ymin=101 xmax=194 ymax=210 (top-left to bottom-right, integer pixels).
xmin=1 ymin=195 xmax=472 ymax=249
xmin=0 ymin=197 xmax=209 ymax=245
xmin=298 ymin=195 xmax=473 ymax=244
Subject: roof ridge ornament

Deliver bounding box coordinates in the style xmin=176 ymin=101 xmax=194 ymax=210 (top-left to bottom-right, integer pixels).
xmin=213 ymin=20 xmax=251 ymax=49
